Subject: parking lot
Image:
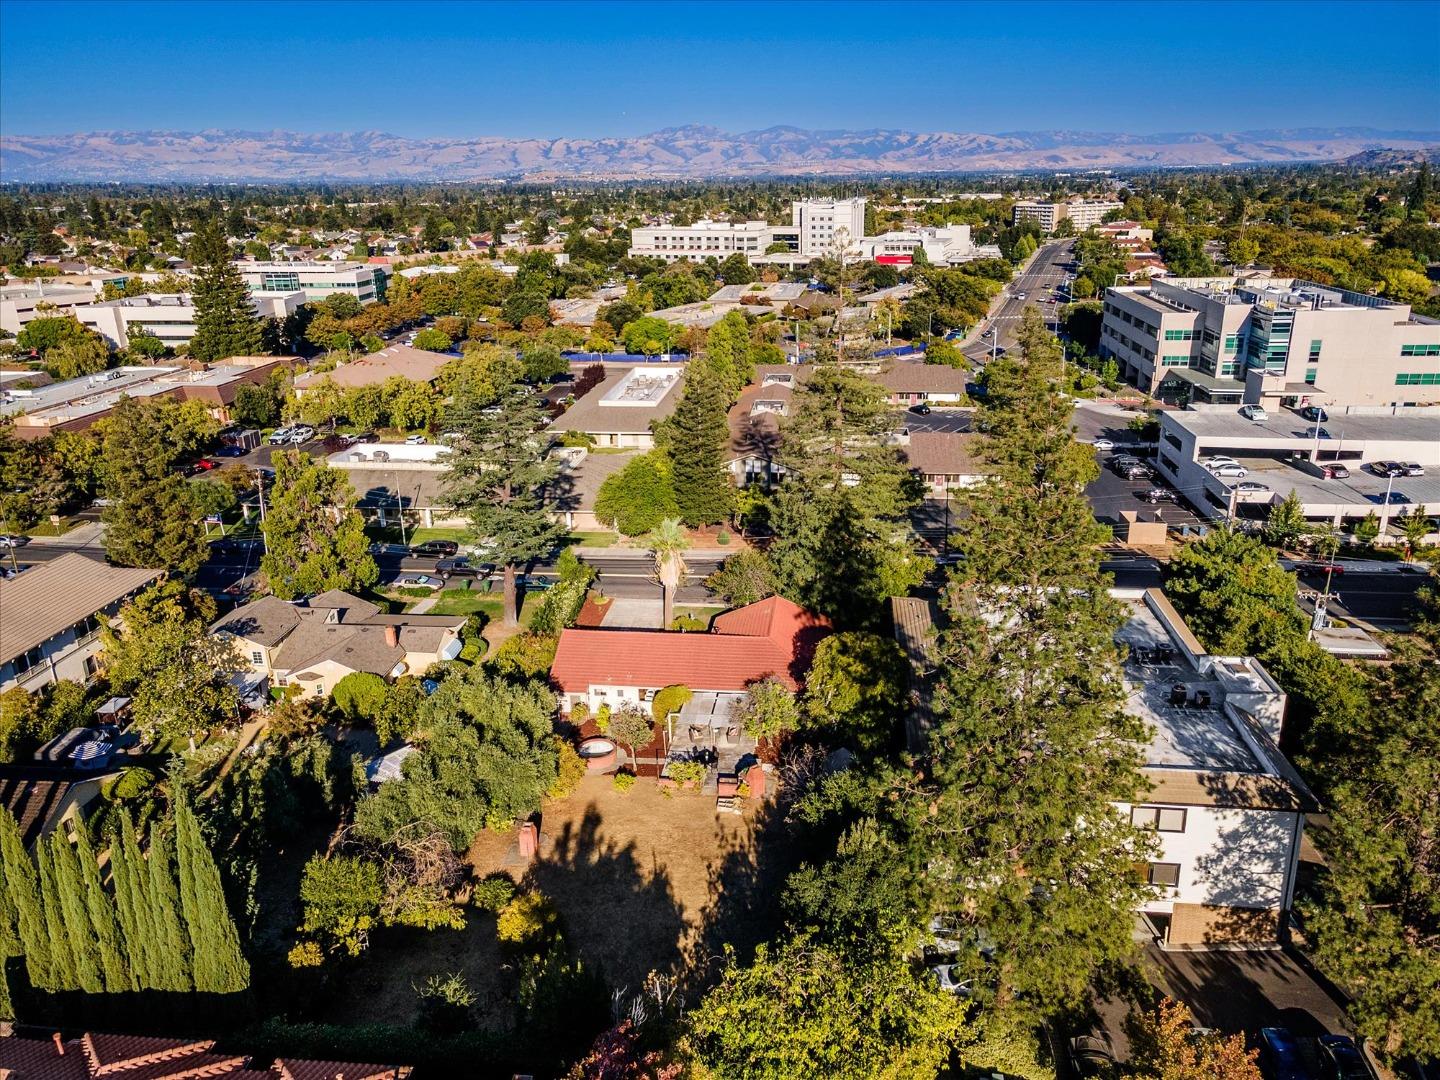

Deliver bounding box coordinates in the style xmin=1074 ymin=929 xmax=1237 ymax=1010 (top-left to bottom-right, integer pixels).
xmin=1085 ymin=449 xmax=1207 ymax=533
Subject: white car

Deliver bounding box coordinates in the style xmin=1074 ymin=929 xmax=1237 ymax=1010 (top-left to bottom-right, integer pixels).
xmin=1239 ymin=404 xmax=1268 ymax=421
xmin=931 ymin=964 xmax=974 ymax=997
xmin=267 ymin=426 xmax=293 ymax=444
xmin=1200 ymin=455 xmax=1241 ymax=468
xmin=1091 ymin=439 xmax=1115 ymax=451
xmin=0 ymin=535 xmax=28 ymax=549
xmin=405 ymin=434 xmax=428 ymax=445
xmin=1211 ymin=464 xmax=1249 ymax=478
xmin=397 ymin=574 xmax=443 ymax=590
xmin=1235 ymin=481 xmax=1271 ymax=493
xmin=287 ymin=426 xmax=315 ymax=444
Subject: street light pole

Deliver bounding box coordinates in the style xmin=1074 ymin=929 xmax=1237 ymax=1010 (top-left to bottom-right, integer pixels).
xmin=1380 ymin=471 xmax=1397 ymax=538
xmin=254 ymin=467 xmax=269 ymax=555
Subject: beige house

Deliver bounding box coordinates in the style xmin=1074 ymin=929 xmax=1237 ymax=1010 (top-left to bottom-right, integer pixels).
xmin=211 ymin=590 xmax=465 ymax=699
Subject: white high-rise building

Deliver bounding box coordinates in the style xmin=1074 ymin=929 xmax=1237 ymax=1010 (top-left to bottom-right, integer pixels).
xmin=627 ymin=197 xmax=868 ymax=264
xmin=791 ymin=197 xmax=867 ymax=257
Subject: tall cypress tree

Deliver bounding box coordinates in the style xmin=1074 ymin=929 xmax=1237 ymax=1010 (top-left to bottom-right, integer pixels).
xmin=663 ymin=363 xmax=734 ymax=527
xmin=71 ymin=828 xmax=131 ymax=991
xmin=110 ymin=813 xmax=157 ymax=989
xmin=145 ymin=824 xmax=192 ymax=992
xmin=174 ymin=797 xmax=249 ymax=993
xmin=0 ymin=810 xmax=40 ymax=983
xmin=36 ymin=838 xmax=81 ymax=992
xmin=188 ymin=220 xmax=262 ymax=362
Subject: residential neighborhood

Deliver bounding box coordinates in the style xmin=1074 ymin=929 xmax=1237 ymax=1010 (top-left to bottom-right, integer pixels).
xmin=0 ymin=3 xmax=1437 ymax=1079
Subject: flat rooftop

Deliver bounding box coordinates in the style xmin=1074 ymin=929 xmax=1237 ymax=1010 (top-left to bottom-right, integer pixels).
xmin=0 ymin=365 xmax=176 ymax=417
xmin=1167 ymin=406 xmax=1440 ymax=446
xmin=1212 ymin=455 xmax=1440 ymax=516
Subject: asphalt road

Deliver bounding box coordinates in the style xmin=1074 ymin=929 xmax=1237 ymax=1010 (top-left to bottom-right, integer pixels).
xmin=896 ymin=408 xmax=973 ymax=434
xmin=963 ymin=239 xmax=1075 ymax=365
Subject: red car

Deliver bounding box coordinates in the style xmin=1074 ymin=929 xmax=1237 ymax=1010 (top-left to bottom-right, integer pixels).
xmin=1296 ymin=561 xmax=1344 ymax=577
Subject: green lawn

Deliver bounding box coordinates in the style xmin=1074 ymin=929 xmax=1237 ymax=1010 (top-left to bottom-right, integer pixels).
xmin=565 ymin=531 xmax=618 ymax=548
xmin=26 ymin=518 xmax=76 ymax=537
xmin=365 ymin=524 xmax=473 ymax=546
xmin=675 ymin=604 xmax=726 ymax=625
xmin=426 ymin=588 xmax=538 ymax=626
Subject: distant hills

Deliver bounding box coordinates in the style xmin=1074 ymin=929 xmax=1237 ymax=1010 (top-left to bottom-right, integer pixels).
xmin=2 ymin=125 xmax=1438 ymax=182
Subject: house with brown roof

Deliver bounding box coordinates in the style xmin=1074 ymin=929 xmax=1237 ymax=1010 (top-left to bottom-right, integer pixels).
xmin=0 ymin=764 xmax=119 ymax=849
xmin=891 ymin=586 xmax=1313 ymax=948
xmin=210 ymin=590 xmax=465 ymax=699
xmin=546 ymin=365 xmax=684 ymax=449
xmin=0 ymin=553 xmax=164 ymax=693
xmin=292 ymin=344 xmax=451 ymax=397
xmin=0 ymin=1030 xmax=410 ymax=1080
xmin=896 ymin=430 xmax=991 ymax=496
xmin=871 ymin=359 xmax=970 ymax=405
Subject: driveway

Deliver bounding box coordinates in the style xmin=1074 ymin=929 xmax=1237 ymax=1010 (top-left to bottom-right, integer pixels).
xmin=601 ymin=597 xmax=664 ymax=628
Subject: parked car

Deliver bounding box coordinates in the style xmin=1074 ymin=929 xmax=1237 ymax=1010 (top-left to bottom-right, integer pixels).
xmin=0 ymin=534 xmax=30 ymax=549
xmin=1200 ymin=455 xmax=1242 ymax=468
xmin=349 ymin=431 xmax=379 ymax=444
xmin=1300 ymin=406 xmax=1330 ymax=422
xmin=1239 ymin=404 xmax=1269 ymax=421
xmin=1235 ymin=481 xmax=1271 ymax=493
xmin=1141 ymin=488 xmax=1178 ymax=503
xmin=286 ymin=426 xmax=315 ymax=444
xmin=1402 ymin=462 xmax=1426 ymax=476
xmin=1211 ymin=464 xmax=1249 ymax=478
xmin=410 ymin=540 xmax=459 ymax=558
xmin=267 ymin=427 xmax=293 ymax=445
xmin=1319 ymin=463 xmax=1350 ymax=479
xmin=1258 ymin=1027 xmax=1316 ymax=1080
xmin=396 ymin=574 xmax=443 ymax=591
xmin=1067 ymin=1032 xmax=1118 ymax=1079
xmin=214 ymin=444 xmax=247 ymax=458
xmin=1295 ymin=561 xmax=1345 ymax=577
xmin=1119 ymin=464 xmax=1155 ymax=480
xmin=1382 ymin=491 xmax=1412 ymax=505
xmin=929 ymin=964 xmax=974 ymax=997
xmin=516 ymin=575 xmax=555 ymax=590
xmin=1305 ymin=427 xmax=1332 ymax=440
xmin=1110 ymin=457 xmax=1143 ymax=475
xmin=405 ymin=434 xmax=428 ymax=445
xmin=436 ymin=556 xmax=493 ymax=580
xmin=1317 ymin=1035 xmax=1375 ymax=1080
xmin=1092 ymin=438 xmax=1115 ymax=451
xmin=909 ymin=403 xmax=932 ymax=415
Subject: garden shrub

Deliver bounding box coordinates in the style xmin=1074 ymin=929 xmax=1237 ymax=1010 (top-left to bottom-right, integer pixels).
xmin=612 ymin=771 xmax=636 ymax=794
xmin=486 ymin=632 xmax=559 ymax=681
xmin=472 ymin=874 xmax=517 ymax=912
xmin=496 ymin=891 xmax=558 ymax=945
xmin=593 ymin=703 xmax=611 ymax=734
xmin=332 ymin=671 xmax=388 ymax=722
xmin=671 ymin=614 xmax=707 ymax=632
xmin=667 ymin=760 xmax=706 ymax=787
xmin=650 ymin=684 xmax=693 ymax=724
xmin=569 ymin=700 xmax=589 ymax=726
xmin=547 ymin=737 xmax=587 ymax=799
xmin=529 ymin=576 xmax=589 ymax=633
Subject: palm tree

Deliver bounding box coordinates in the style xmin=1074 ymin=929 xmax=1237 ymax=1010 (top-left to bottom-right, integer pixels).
xmin=645 ymin=517 xmax=690 ymax=630
xmin=1399 ymin=505 xmax=1432 ymax=559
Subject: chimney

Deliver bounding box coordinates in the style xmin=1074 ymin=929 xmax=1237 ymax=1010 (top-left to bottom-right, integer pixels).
xmin=53 ymin=1031 xmax=64 ymax=1055
xmin=384 ymin=625 xmax=399 ymax=648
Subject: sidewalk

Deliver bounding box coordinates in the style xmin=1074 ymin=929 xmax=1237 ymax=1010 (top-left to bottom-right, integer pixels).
xmin=44 ymin=520 xmax=106 ymax=548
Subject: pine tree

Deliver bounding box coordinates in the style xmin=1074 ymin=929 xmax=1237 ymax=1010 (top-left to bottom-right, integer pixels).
xmin=109 ymin=813 xmax=157 ymax=989
xmin=702 ymin=311 xmax=754 ymax=397
xmin=70 ymin=828 xmax=130 ymax=991
xmin=260 ymin=451 xmax=378 ymax=601
xmin=175 ymin=796 xmax=249 ymax=994
xmin=663 ymin=363 xmax=734 ymax=527
xmin=920 ymin=309 xmax=1154 ymax=1033
xmin=47 ymin=833 xmax=103 ymax=992
xmin=188 ymin=220 xmax=263 ymax=362
xmin=145 ymin=824 xmax=193 ymax=992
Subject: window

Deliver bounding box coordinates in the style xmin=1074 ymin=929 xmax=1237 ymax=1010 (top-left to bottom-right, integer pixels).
xmin=250 ymin=651 xmax=263 ymax=665
xmin=1147 ymin=862 xmax=1181 ymax=888
xmin=1163 ymin=329 xmax=1196 ymax=341
xmin=1164 ymin=433 xmax=1183 ymax=450
xmin=1395 ymin=373 xmax=1440 ymax=385
xmin=1308 ymin=339 xmax=1323 ymax=362
xmin=1400 ymin=344 xmax=1440 ymax=357
xmin=1132 ymin=806 xmax=1187 ymax=833
xmin=1223 ymin=334 xmax=1239 ymax=353
xmin=1161 ymin=355 xmax=1191 ymax=367
xmin=1304 ymin=368 xmax=1318 ymax=385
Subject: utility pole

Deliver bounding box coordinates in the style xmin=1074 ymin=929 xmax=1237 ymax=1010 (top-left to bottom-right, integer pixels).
xmin=254 ymin=467 xmax=269 ymax=554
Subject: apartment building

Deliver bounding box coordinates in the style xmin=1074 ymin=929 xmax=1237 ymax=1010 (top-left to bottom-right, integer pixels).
xmin=892 ymin=587 xmax=1313 ymax=948
xmin=1012 ymin=199 xmax=1124 ymax=234
xmin=0 ymin=553 xmax=163 ymax=693
xmin=0 ymin=285 xmax=98 ymax=335
xmin=236 ymin=261 xmax=388 ymax=304
xmin=628 ymin=197 xmax=866 ymax=264
xmin=75 ymin=291 xmax=302 ymax=349
xmin=1099 ymin=276 xmax=1440 ymax=406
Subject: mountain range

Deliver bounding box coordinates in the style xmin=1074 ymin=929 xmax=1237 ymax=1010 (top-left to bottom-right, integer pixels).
xmin=2 ymin=125 xmax=1438 ymax=182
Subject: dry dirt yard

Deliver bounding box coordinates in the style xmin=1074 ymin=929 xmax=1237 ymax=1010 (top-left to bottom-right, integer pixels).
xmin=468 ymin=773 xmax=793 ymax=993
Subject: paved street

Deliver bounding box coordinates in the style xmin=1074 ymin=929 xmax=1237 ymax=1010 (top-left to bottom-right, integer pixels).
xmin=962 ymin=239 xmax=1074 ymax=365
xmin=895 ymin=408 xmax=972 ymax=433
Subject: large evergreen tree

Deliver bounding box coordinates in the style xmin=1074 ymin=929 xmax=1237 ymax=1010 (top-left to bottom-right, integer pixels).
xmin=109 ymin=812 xmax=158 ymax=990
xmin=188 ymin=220 xmax=263 ymax=362
xmin=145 ymin=824 xmax=193 ymax=992
xmin=174 ymin=794 xmax=250 ymax=993
xmin=660 ymin=363 xmax=733 ymax=527
xmin=920 ymin=309 xmax=1154 ymax=1034
xmin=701 ymin=310 xmax=755 ymax=397
xmin=71 ymin=828 xmax=131 ymax=991
xmin=47 ymin=832 xmax=105 ymax=992
xmin=768 ymin=364 xmax=926 ymax=628
xmin=0 ymin=808 xmax=47 ymax=990
xmin=259 ymin=450 xmax=378 ymax=600
xmin=34 ymin=840 xmax=74 ymax=991
xmin=443 ymin=378 xmax=565 ymax=626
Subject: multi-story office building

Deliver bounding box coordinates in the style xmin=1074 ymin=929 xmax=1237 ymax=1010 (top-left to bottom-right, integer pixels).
xmin=236 ymin=261 xmax=388 ymax=304
xmin=854 ymin=224 xmax=1003 ymax=266
xmin=0 ymin=285 xmax=99 ymax=335
xmin=628 ymin=197 xmax=866 ymax=264
xmin=1099 ymin=277 xmax=1440 ymax=406
xmin=74 ymin=291 xmax=303 ymax=350
xmin=1012 ymin=198 xmax=1124 ymax=234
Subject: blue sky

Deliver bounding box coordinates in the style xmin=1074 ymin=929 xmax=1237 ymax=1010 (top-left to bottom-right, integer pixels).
xmin=2 ymin=0 xmax=1437 ymax=137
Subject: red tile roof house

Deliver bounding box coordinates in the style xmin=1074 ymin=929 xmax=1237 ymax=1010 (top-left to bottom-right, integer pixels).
xmin=550 ymin=596 xmax=832 ymax=778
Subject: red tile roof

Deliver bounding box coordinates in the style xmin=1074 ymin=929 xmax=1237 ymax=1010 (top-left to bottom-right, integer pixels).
xmin=552 ymin=596 xmax=831 ymax=693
